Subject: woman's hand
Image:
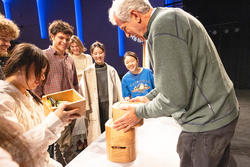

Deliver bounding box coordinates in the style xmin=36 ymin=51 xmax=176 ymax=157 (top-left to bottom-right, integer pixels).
xmin=129 ymin=96 xmax=150 ymax=103
xmin=54 ymin=103 xmax=81 ymax=124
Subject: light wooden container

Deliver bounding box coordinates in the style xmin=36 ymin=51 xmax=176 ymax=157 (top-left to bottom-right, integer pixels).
xmin=105 ymin=119 xmax=136 ymax=163
xmin=42 ymin=89 xmax=86 ymax=116
xmin=105 ymin=101 xmax=144 ymax=163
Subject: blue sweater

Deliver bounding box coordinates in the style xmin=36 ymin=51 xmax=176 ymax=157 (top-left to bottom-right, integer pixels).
xmin=122 ymin=68 xmax=155 ymax=99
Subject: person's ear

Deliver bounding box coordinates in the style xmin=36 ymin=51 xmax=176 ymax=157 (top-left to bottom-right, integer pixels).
xmin=130 ymin=10 xmax=142 ymax=23
xmin=50 ymin=34 xmax=55 ymax=41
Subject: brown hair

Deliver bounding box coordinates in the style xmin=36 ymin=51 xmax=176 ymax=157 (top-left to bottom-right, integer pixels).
xmin=90 ymin=41 xmax=105 ymax=55
xmin=48 ymin=20 xmax=74 ymax=41
xmin=0 ymin=118 xmax=35 ymax=167
xmin=68 ymin=35 xmax=87 ymax=54
xmin=123 ymin=51 xmax=139 ymax=62
xmin=4 ymin=43 xmax=50 ymax=103
xmin=0 ymin=14 xmax=20 ymax=39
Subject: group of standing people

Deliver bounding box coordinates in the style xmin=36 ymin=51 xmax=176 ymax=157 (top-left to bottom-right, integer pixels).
xmin=0 ymin=0 xmax=240 ymax=167
xmin=0 ymin=11 xmax=153 ymax=167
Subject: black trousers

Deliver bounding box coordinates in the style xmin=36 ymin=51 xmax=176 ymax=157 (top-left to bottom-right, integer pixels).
xmin=177 ymin=117 xmax=238 ymax=167
xmin=55 ymin=120 xmax=77 ymax=166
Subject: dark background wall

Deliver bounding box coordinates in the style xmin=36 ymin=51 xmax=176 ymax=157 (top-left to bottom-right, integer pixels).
xmin=183 ymin=0 xmax=250 ymax=89
xmin=1 ymin=0 xmax=249 ymax=88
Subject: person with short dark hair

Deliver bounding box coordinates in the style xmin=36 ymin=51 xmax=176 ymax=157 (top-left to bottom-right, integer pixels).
xmin=34 ymin=20 xmax=79 ymax=165
xmin=109 ymin=1 xmax=239 ymax=167
xmin=122 ymin=51 xmax=155 ymax=100
xmin=35 ymin=20 xmax=78 ymax=96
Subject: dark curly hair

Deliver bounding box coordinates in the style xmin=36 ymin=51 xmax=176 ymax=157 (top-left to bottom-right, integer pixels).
xmin=48 ymin=20 xmax=74 ymax=41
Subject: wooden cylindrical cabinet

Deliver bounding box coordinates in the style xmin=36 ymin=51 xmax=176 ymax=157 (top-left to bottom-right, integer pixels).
xmin=105 ymin=119 xmax=136 ymax=163
xmin=105 ymin=101 xmax=144 ymax=163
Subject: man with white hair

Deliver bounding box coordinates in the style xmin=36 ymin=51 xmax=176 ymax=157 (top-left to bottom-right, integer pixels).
xmin=108 ymin=1 xmax=239 ymax=167
xmin=0 ymin=14 xmax=20 ymax=80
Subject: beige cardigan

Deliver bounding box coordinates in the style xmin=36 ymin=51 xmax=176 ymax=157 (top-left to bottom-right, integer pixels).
xmin=0 ymin=80 xmax=64 ymax=167
xmin=79 ymin=63 xmax=122 ymax=144
xmin=70 ymin=53 xmax=93 ymax=82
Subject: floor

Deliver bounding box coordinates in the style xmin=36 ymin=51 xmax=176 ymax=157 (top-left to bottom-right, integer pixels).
xmin=230 ymin=89 xmax=250 ymax=167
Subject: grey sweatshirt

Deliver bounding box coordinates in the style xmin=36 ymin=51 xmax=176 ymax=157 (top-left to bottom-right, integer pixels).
xmin=135 ymin=8 xmax=239 ymax=132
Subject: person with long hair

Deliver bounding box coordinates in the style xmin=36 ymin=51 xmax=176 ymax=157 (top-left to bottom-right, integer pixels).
xmin=68 ymin=35 xmax=92 ymax=82
xmin=0 ymin=43 xmax=81 ymax=167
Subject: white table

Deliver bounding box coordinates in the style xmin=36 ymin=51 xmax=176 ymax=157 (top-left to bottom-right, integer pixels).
xmin=66 ymin=117 xmax=181 ymax=167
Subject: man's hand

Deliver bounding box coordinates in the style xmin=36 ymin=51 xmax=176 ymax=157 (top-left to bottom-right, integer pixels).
xmin=113 ymin=104 xmax=141 ymax=132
